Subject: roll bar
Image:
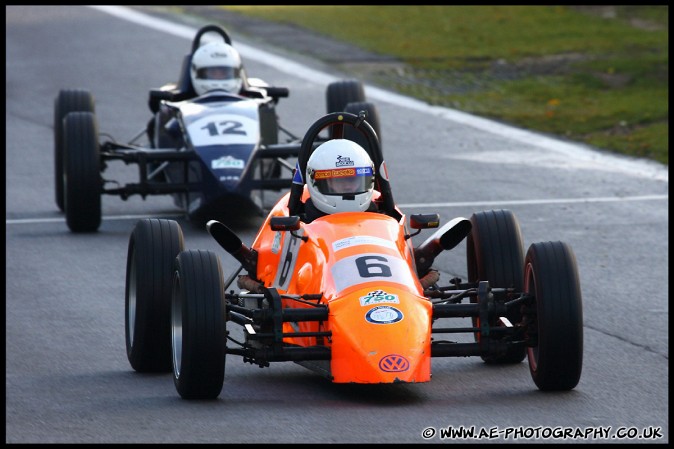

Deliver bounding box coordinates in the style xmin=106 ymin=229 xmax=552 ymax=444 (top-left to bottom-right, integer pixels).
xmin=288 ymin=111 xmax=397 ymax=218
xmin=191 ymin=24 xmax=232 ymax=53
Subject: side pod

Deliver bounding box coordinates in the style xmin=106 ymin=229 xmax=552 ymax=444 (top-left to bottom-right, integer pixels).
xmin=414 ymin=217 xmax=471 ymax=275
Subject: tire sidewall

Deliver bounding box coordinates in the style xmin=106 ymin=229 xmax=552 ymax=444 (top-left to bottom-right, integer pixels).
xmin=125 ymin=219 xmax=185 ymax=372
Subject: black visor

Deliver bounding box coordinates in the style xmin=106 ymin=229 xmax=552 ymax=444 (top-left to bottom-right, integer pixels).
xmin=196 ymin=66 xmax=240 ymax=80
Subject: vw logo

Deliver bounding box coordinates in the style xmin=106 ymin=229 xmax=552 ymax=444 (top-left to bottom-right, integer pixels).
xmin=379 ymin=354 xmax=410 ymax=372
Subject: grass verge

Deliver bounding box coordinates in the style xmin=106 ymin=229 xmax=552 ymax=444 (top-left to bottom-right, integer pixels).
xmin=221 ymin=5 xmax=668 ymax=165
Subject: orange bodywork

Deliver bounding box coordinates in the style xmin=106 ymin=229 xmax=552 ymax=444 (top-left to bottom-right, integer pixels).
xmin=251 ymin=190 xmax=432 ymax=383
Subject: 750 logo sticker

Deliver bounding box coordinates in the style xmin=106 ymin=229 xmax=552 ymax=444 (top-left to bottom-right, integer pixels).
xmin=359 ymin=290 xmax=399 ymax=306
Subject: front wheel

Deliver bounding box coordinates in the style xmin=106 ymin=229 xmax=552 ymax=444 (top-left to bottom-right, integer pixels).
xmin=172 ymin=250 xmax=227 ymax=400
xmin=524 ymin=241 xmax=583 ymax=391
xmin=466 ymin=209 xmax=526 ymax=363
xmin=125 ymin=219 xmax=185 ymax=372
xmin=63 ymin=111 xmax=101 ymax=232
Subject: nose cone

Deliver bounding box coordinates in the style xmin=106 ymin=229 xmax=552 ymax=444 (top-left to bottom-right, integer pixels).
xmin=328 ymin=286 xmax=432 ymax=383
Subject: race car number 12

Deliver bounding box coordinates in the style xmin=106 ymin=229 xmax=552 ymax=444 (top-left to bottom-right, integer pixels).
xmin=201 ymin=120 xmax=246 ymax=136
xmin=188 ymin=114 xmax=258 ymax=147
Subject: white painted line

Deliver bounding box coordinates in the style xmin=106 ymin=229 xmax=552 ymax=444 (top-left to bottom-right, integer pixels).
xmin=87 ymin=6 xmax=668 ymax=183
xmin=6 ymin=213 xmax=182 ymax=225
xmin=88 ymin=6 xmax=198 ymax=40
xmin=397 ymin=194 xmax=668 ymax=209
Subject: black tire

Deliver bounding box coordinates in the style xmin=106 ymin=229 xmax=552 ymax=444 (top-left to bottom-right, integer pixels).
xmin=63 ymin=111 xmax=101 ymax=232
xmin=125 ymin=219 xmax=185 ymax=372
xmin=524 ymin=241 xmax=583 ymax=391
xmin=54 ymin=89 xmax=94 ymax=211
xmin=466 ymin=209 xmax=526 ymax=363
xmin=344 ymin=101 xmax=382 ymax=150
xmin=326 ymin=79 xmax=366 ymax=113
xmin=172 ymin=250 xmax=227 ymax=400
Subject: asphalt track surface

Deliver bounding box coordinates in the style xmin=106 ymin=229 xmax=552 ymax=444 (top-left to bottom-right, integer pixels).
xmin=6 ymin=5 xmax=668 ymax=444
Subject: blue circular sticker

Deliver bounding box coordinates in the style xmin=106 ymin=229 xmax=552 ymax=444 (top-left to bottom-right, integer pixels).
xmin=365 ymin=305 xmax=404 ymax=324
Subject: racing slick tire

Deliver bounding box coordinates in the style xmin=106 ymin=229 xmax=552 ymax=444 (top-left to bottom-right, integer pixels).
xmin=54 ymin=89 xmax=95 ymax=212
xmin=327 ymin=79 xmax=366 ymax=141
xmin=466 ymin=209 xmax=526 ymax=364
xmin=524 ymin=241 xmax=583 ymax=391
xmin=63 ymin=111 xmax=102 ymax=233
xmin=172 ymin=250 xmax=227 ymax=399
xmin=125 ymin=219 xmax=185 ymax=373
xmin=344 ymin=101 xmax=382 ymax=150
xmin=326 ymin=79 xmax=366 ymax=113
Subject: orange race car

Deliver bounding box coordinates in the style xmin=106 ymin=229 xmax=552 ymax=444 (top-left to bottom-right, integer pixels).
xmin=124 ymin=111 xmax=583 ymax=399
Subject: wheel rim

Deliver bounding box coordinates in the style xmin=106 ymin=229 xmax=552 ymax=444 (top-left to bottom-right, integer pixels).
xmin=524 ymin=262 xmax=539 ymax=371
xmin=171 ymin=273 xmax=183 ymax=378
xmin=127 ymin=246 xmax=137 ymax=345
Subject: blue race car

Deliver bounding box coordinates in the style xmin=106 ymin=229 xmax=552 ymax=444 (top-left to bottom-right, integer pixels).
xmin=54 ymin=24 xmax=380 ymax=232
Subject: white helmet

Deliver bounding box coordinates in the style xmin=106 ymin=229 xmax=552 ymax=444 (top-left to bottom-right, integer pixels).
xmin=306 ymin=139 xmax=375 ymax=215
xmin=190 ymin=41 xmax=243 ymax=96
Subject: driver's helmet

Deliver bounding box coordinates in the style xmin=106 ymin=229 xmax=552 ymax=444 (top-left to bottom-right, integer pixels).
xmin=306 ymin=139 xmax=375 ymax=215
xmin=190 ymin=41 xmax=243 ymax=96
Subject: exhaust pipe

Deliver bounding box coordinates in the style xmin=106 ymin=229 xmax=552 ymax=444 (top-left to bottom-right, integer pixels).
xmin=414 ymin=217 xmax=472 ymax=275
xmin=207 ymin=220 xmax=258 ymax=275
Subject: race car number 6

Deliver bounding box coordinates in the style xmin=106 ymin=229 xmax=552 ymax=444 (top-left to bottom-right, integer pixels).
xmin=331 ymin=253 xmax=416 ymax=293
xmin=355 ymin=255 xmax=392 ymax=278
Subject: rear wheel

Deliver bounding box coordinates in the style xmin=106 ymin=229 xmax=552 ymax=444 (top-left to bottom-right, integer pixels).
xmin=326 ymin=79 xmax=365 ymax=113
xmin=466 ymin=209 xmax=526 ymax=363
xmin=344 ymin=101 xmax=382 ymax=150
xmin=63 ymin=111 xmax=101 ymax=232
xmin=524 ymin=241 xmax=583 ymax=391
xmin=54 ymin=89 xmax=94 ymax=211
xmin=326 ymin=79 xmax=366 ymax=141
xmin=125 ymin=219 xmax=185 ymax=372
xmin=172 ymin=250 xmax=227 ymax=399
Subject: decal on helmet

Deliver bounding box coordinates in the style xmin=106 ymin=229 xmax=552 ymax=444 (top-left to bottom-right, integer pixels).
xmin=313 ymin=166 xmax=372 ymax=180
xmin=335 ymin=155 xmax=355 ymax=167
